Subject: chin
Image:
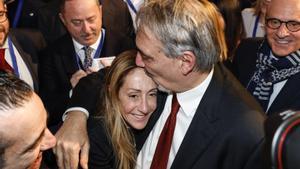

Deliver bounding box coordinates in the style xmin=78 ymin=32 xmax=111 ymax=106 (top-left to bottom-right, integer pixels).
xmin=158 ymin=85 xmax=171 ymax=94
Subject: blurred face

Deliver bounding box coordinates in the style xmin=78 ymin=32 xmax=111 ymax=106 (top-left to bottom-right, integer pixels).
xmin=2 ymin=94 xmax=56 ymax=169
xmin=118 ymin=68 xmax=158 ymax=130
xmin=135 ymin=28 xmax=181 ymax=92
xmin=260 ymin=0 xmax=271 ymax=15
xmin=265 ymin=0 xmax=300 ymax=56
xmin=60 ymin=0 xmax=102 ymax=46
xmin=0 ymin=2 xmax=9 ymax=46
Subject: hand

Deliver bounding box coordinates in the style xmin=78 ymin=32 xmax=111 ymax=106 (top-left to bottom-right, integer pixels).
xmin=100 ymin=59 xmax=112 ymax=67
xmin=70 ymin=70 xmax=87 ymax=88
xmin=53 ymin=111 xmax=89 ymax=169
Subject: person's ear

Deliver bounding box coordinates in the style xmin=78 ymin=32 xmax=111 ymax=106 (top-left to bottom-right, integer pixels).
xmin=178 ymin=51 xmax=196 ymax=75
xmin=40 ymin=129 xmax=56 ymax=151
xmin=59 ymin=13 xmax=66 ymax=26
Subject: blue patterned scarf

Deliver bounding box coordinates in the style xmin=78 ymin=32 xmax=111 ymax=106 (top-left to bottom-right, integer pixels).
xmin=247 ymin=40 xmax=300 ymax=111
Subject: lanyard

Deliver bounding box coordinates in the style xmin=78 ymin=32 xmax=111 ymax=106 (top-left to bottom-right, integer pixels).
xmin=252 ymin=13 xmax=260 ymax=38
xmin=75 ymin=29 xmax=106 ymax=69
xmin=126 ymin=0 xmax=137 ymax=14
xmin=12 ymin=0 xmax=24 ymax=28
xmin=8 ymin=37 xmax=20 ymax=77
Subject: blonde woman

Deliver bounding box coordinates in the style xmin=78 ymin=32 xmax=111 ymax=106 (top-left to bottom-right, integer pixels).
xmin=88 ymin=50 xmax=158 ymax=169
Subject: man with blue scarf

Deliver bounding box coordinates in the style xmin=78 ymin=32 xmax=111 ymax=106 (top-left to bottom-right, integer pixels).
xmin=232 ymin=0 xmax=300 ymax=115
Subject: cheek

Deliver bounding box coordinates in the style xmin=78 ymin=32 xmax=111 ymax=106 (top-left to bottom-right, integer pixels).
xmin=148 ymin=97 xmax=157 ymax=113
xmin=293 ymin=33 xmax=300 ymax=47
xmin=67 ymin=25 xmax=81 ymax=35
xmin=120 ymin=100 xmax=137 ymax=116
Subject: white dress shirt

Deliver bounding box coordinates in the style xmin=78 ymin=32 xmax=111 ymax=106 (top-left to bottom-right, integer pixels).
xmin=3 ymin=37 xmax=34 ymax=89
xmin=242 ymin=8 xmax=265 ymax=38
xmin=72 ymin=31 xmax=102 ymax=69
xmin=266 ymin=52 xmax=288 ymax=112
xmin=136 ymin=68 xmax=214 ymax=169
xmin=62 ymin=31 xmax=103 ymax=121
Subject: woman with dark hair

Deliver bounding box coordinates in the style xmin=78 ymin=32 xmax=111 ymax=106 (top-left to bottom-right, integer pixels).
xmin=214 ymin=0 xmax=245 ymax=60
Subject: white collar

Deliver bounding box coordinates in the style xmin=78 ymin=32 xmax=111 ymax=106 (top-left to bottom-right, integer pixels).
xmin=176 ymin=67 xmax=214 ymax=117
xmin=72 ymin=30 xmax=102 ymax=54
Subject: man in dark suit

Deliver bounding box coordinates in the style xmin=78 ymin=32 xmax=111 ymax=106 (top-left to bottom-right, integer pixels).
xmin=232 ymin=0 xmax=300 ymax=115
xmin=38 ymin=0 xmax=135 ymax=127
xmin=36 ymin=0 xmax=135 ymax=44
xmin=0 ymin=1 xmax=43 ymax=92
xmin=133 ymin=0 xmax=265 ymax=168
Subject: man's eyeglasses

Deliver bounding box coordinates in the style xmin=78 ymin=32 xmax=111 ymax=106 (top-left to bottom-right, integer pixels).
xmin=265 ymin=18 xmax=300 ymax=32
xmin=0 ymin=10 xmax=7 ymax=23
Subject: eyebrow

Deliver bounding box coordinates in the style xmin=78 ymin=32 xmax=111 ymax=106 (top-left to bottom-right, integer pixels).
xmin=20 ymin=128 xmax=46 ymax=154
xmin=128 ymin=88 xmax=158 ymax=92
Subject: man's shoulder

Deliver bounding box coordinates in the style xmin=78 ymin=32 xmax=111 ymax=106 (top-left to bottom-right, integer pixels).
xmin=9 ymin=28 xmax=46 ymax=51
xmin=239 ymin=37 xmax=265 ymax=50
xmin=43 ymin=33 xmax=73 ymax=53
xmin=212 ymin=64 xmax=264 ymax=115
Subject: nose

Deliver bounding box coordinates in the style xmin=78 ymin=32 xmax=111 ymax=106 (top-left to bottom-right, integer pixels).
xmin=40 ymin=128 xmax=56 ymax=151
xmin=138 ymin=97 xmax=149 ymax=114
xmin=82 ymin=21 xmax=92 ymax=33
xmin=276 ymin=24 xmax=290 ymax=38
xmin=136 ymin=52 xmax=145 ymax=67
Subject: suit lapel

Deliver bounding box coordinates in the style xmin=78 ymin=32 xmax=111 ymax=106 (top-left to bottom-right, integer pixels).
xmin=268 ymin=72 xmax=300 ymax=114
xmin=171 ymin=64 xmax=225 ymax=169
xmin=60 ymin=34 xmax=80 ymax=78
xmin=8 ymin=33 xmax=39 ymax=91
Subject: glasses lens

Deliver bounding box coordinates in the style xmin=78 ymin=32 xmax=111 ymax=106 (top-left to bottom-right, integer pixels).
xmin=267 ymin=19 xmax=281 ymax=29
xmin=287 ymin=21 xmax=300 ymax=32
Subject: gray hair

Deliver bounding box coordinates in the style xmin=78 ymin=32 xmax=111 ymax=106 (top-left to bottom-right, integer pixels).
xmin=136 ymin=0 xmax=227 ymax=72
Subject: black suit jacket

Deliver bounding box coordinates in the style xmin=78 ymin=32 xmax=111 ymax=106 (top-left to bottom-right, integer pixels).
xmin=7 ymin=29 xmax=43 ymax=91
xmin=136 ymin=63 xmax=266 ymax=169
xmin=38 ymin=30 xmax=135 ymax=126
xmin=232 ymin=38 xmax=300 ymax=115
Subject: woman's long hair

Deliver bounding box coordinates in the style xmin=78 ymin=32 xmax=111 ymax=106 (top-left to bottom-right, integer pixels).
xmin=100 ymin=50 xmax=138 ymax=169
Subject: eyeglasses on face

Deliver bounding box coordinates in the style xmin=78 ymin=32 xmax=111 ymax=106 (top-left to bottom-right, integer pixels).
xmin=265 ymin=18 xmax=300 ymax=32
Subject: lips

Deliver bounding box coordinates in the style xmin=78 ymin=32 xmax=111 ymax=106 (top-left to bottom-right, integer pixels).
xmin=276 ymin=40 xmax=290 ymax=44
xmin=131 ymin=113 xmax=149 ymax=121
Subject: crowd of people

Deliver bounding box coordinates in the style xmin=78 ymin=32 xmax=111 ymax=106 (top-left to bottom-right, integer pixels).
xmin=1 ymin=0 xmax=300 ymax=168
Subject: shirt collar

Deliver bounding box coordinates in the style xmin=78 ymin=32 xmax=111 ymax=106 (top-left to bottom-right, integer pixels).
xmin=72 ymin=29 xmax=102 ymax=54
xmin=176 ymin=67 xmax=214 ymax=117
xmin=2 ymin=37 xmax=9 ymax=49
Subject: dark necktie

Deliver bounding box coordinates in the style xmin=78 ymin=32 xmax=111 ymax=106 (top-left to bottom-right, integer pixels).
xmin=83 ymin=46 xmax=93 ymax=70
xmin=150 ymin=93 xmax=180 ymax=169
xmin=0 ymin=48 xmax=13 ymax=73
